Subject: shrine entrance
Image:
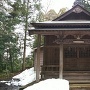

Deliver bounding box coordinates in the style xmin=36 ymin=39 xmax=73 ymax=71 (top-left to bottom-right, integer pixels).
xmin=64 ymin=45 xmax=90 ymax=71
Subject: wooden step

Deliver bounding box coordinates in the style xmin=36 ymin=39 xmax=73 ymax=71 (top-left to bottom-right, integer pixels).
xmin=64 ymin=72 xmax=90 ymax=80
xmin=64 ymin=76 xmax=90 ymax=80
xmin=69 ymin=80 xmax=90 ymax=84
xmin=70 ymin=84 xmax=90 ymax=88
xmin=70 ymin=84 xmax=90 ymax=90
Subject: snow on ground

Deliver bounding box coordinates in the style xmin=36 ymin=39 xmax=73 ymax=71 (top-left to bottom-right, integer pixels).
xmin=24 ymin=79 xmax=69 ymax=90
xmin=11 ymin=67 xmax=36 ymax=86
xmin=1 ymin=67 xmax=69 ymax=90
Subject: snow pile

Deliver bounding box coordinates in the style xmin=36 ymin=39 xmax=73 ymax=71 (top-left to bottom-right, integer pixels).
xmin=24 ymin=79 xmax=69 ymax=90
xmin=11 ymin=67 xmax=36 ymax=86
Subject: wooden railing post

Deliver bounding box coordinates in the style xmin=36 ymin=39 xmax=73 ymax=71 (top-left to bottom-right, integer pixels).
xmin=59 ymin=43 xmax=63 ymax=79
xmin=36 ymin=34 xmax=41 ymax=82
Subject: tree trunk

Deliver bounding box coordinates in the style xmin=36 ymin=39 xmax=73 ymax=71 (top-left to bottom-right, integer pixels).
xmin=9 ymin=49 xmax=13 ymax=73
xmin=22 ymin=0 xmax=29 ymax=70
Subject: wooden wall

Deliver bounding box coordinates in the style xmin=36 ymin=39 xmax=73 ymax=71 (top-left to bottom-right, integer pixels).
xmin=44 ymin=35 xmax=90 ymax=71
xmin=44 ymin=35 xmax=58 ymax=46
xmin=34 ymin=35 xmax=90 ymax=72
xmin=34 ymin=48 xmax=43 ymax=71
xmin=43 ymin=47 xmax=59 ymax=65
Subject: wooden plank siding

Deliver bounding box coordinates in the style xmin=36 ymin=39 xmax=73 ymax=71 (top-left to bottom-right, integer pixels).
xmin=43 ymin=47 xmax=59 ymax=65
xmin=34 ymin=48 xmax=43 ymax=71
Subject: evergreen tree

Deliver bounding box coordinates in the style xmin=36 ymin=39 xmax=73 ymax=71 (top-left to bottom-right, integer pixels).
xmin=9 ymin=0 xmax=42 ymax=70
xmin=0 ymin=0 xmax=20 ymax=73
xmin=73 ymin=0 xmax=90 ymax=12
xmin=82 ymin=0 xmax=90 ymax=12
xmin=74 ymin=0 xmax=84 ymax=7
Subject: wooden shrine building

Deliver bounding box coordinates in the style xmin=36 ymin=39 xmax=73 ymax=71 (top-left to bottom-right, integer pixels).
xmin=29 ymin=3 xmax=90 ymax=89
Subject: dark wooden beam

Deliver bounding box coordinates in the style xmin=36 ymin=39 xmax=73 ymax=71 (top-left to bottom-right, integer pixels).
xmin=29 ymin=30 xmax=90 ymax=36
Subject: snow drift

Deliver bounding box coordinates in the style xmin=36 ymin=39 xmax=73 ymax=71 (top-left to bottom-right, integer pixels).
xmin=24 ymin=79 xmax=69 ymax=90
xmin=11 ymin=67 xmax=36 ymax=86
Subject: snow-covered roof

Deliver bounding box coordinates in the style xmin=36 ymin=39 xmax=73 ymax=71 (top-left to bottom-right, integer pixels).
xmin=38 ymin=20 xmax=90 ymax=23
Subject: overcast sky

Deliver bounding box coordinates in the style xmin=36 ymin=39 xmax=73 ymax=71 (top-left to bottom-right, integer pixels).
xmin=41 ymin=0 xmax=75 ymax=13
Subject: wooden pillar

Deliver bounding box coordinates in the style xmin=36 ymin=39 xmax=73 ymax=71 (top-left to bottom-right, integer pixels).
xmin=36 ymin=34 xmax=41 ymax=82
xmin=59 ymin=43 xmax=63 ymax=79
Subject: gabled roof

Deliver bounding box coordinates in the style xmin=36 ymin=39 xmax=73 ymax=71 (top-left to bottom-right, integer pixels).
xmin=54 ymin=4 xmax=90 ymax=21
xmin=29 ymin=4 xmax=90 ymax=35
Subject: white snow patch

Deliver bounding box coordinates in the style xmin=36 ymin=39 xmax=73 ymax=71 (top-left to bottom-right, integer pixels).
xmin=24 ymin=79 xmax=69 ymax=90
xmin=3 ymin=67 xmax=69 ymax=90
xmin=11 ymin=67 xmax=37 ymax=86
